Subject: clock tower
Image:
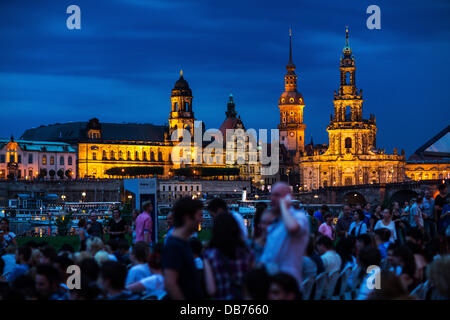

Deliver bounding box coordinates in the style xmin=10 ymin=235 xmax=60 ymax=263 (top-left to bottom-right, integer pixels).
xmin=278 ymin=29 xmax=306 ymax=158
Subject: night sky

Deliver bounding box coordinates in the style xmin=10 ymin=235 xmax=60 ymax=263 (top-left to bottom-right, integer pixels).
xmin=0 ymin=0 xmax=449 ymax=157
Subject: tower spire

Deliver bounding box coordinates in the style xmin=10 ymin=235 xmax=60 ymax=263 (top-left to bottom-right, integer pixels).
xmin=343 ymin=26 xmax=352 ymax=57
xmin=289 ymin=27 xmax=293 ymax=65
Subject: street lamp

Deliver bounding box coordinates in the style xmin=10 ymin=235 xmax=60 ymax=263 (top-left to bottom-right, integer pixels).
xmin=81 ymin=192 xmax=86 ymax=202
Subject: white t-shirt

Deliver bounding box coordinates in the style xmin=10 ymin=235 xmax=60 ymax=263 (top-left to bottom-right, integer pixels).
xmin=260 ymin=209 xmax=310 ymax=286
xmin=321 ymin=250 xmax=342 ymax=274
xmin=126 ymin=263 xmax=151 ymax=286
xmin=374 ymin=220 xmax=397 ymax=242
xmin=139 ymin=274 xmax=166 ymax=299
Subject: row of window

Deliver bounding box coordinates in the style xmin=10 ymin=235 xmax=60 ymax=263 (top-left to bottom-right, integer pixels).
xmin=98 ymin=150 xmax=164 ymax=162
xmin=41 ymin=155 xmax=73 ymax=166
xmin=161 ymin=185 xmax=201 ymax=192
xmin=0 ymin=154 xmax=73 ymax=166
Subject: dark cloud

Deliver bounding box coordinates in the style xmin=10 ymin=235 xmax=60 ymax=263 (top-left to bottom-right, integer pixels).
xmin=0 ymin=0 xmax=448 ymax=155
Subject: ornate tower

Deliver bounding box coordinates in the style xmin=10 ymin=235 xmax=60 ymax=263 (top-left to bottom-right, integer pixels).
xmin=278 ymin=29 xmax=306 ymax=156
xmin=326 ymin=27 xmax=377 ymax=156
xmin=169 ymin=70 xmax=195 ymax=139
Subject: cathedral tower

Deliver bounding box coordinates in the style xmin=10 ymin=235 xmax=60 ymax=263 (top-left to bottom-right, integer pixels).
xmin=169 ymin=70 xmax=195 ymax=139
xmin=278 ymin=29 xmax=306 ymax=156
xmin=326 ymin=27 xmax=377 ymax=156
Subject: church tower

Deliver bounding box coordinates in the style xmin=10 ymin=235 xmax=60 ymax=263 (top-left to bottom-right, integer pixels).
xmin=169 ymin=70 xmax=195 ymax=139
xmin=326 ymin=27 xmax=377 ymax=156
xmin=278 ymin=29 xmax=306 ymax=156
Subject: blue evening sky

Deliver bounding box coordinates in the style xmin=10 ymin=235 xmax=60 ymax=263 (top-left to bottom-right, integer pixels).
xmin=0 ymin=0 xmax=449 ymax=156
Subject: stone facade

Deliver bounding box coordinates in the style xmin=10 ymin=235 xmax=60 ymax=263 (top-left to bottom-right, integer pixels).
xmin=298 ymin=28 xmax=405 ymax=191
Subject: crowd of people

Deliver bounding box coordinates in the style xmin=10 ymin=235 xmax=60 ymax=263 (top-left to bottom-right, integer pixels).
xmin=0 ymin=182 xmax=448 ymax=300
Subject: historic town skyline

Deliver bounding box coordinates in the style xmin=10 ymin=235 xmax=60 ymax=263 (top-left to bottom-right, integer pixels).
xmin=1 ymin=0 xmax=449 ymax=157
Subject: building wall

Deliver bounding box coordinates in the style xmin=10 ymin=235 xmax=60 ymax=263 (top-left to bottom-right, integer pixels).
xmin=405 ymin=162 xmax=450 ymax=181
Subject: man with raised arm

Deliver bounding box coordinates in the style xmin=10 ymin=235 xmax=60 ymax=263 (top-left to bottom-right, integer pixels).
xmin=259 ymin=182 xmax=310 ymax=287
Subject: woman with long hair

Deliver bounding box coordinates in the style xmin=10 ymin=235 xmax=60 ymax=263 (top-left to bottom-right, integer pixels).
xmin=203 ymin=212 xmax=253 ymax=299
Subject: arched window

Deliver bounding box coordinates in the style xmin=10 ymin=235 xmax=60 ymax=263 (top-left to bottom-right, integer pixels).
xmin=135 ymin=151 xmax=139 ymax=161
xmin=103 ymin=150 xmax=107 ymax=159
xmin=42 ymin=155 xmax=47 ymax=165
xmin=173 ymin=102 xmax=177 ymax=111
xmin=158 ymin=152 xmax=163 ymax=162
xmin=68 ymin=156 xmax=72 ymax=165
xmin=60 ymin=156 xmax=64 ymax=165
xmin=345 ymin=72 xmax=350 ymax=84
xmin=127 ymin=151 xmax=131 ymax=160
xmin=345 ymin=106 xmax=352 ymax=121
xmin=110 ymin=151 xmax=115 ymax=160
xmin=150 ymin=151 xmax=155 ymax=161
xmin=119 ymin=151 xmax=123 ymax=160
xmin=345 ymin=137 xmax=352 ymax=149
xmin=50 ymin=156 xmax=55 ymax=165
xmin=411 ymin=174 xmax=415 ymax=180
xmin=143 ymin=151 xmax=147 ymax=161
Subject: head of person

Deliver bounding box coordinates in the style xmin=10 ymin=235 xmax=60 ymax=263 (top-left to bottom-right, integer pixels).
xmin=324 ymin=213 xmax=333 ymax=225
xmin=382 ymin=208 xmax=392 ymax=221
xmin=206 ymin=198 xmax=228 ymax=217
xmin=243 ymin=267 xmax=270 ymax=300
xmin=131 ymin=241 xmax=150 ymax=264
xmin=368 ymin=270 xmax=408 ymax=300
xmin=79 ymin=257 xmax=100 ymax=283
xmin=426 ymin=254 xmax=450 ymax=299
xmin=112 ymin=209 xmax=120 ymax=220
xmin=39 ymin=245 xmax=57 ymax=264
xmin=132 ymin=209 xmax=140 ymax=220
xmin=89 ymin=212 xmax=97 ymax=222
xmin=353 ymin=209 xmax=365 ymax=222
xmin=320 ymin=204 xmax=329 ymax=214
xmin=374 ymin=228 xmax=391 ymax=244
xmin=406 ymin=227 xmax=425 ymax=246
xmin=316 ymin=235 xmax=333 ymax=255
xmin=343 ymin=205 xmax=351 ymax=217
xmin=209 ymin=212 xmax=245 ymax=259
xmin=117 ymin=238 xmax=130 ymax=255
xmin=375 ymin=205 xmax=382 ymax=213
xmin=268 ymin=273 xmax=301 ymax=300
xmin=35 ymin=264 xmax=62 ymax=300
xmin=336 ymin=237 xmax=356 ymax=264
xmin=270 ymin=182 xmax=292 ymax=215
xmin=393 ymin=202 xmax=400 ymax=210
xmin=0 ymin=217 xmax=10 ymax=232
xmin=356 ymin=234 xmax=373 ymax=254
xmin=438 ymin=183 xmax=447 ymax=195
xmin=416 ymin=196 xmax=423 ymax=205
xmin=166 ymin=212 xmax=174 ymax=229
xmin=16 ymin=245 xmax=31 ymax=265
xmin=424 ymin=189 xmax=431 ymax=199
xmin=392 ymin=245 xmax=416 ymax=278
xmin=86 ymin=237 xmax=104 ymax=256
xmin=54 ymin=255 xmax=74 ymax=283
xmin=78 ymin=217 xmax=87 ymax=229
xmin=99 ymin=261 xmax=127 ymax=294
xmin=173 ymin=197 xmax=203 ymax=234
xmin=142 ymin=201 xmax=153 ymax=213
xmin=357 ymin=246 xmax=381 ymax=271
xmin=364 ymin=203 xmax=371 ymax=212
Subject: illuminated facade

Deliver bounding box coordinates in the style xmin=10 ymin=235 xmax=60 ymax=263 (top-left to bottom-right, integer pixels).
xmin=406 ymin=125 xmax=450 ymax=181
xmin=299 ymin=28 xmax=405 ymax=191
xmin=0 ymin=137 xmax=76 ymax=180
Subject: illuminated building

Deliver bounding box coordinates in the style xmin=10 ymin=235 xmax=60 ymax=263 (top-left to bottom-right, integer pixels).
xmin=406 ymin=125 xmax=450 ymax=181
xmin=298 ymin=28 xmax=405 ymax=190
xmin=0 ymin=137 xmax=76 ymax=180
